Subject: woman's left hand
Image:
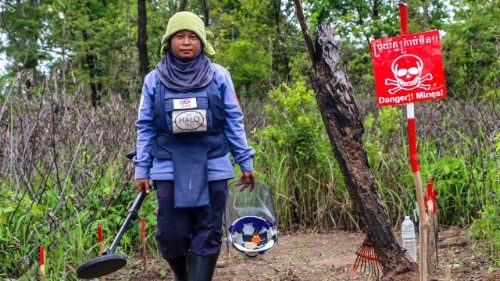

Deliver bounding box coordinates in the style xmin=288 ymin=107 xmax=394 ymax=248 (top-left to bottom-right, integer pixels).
xmin=236 ymin=172 xmax=255 ymax=192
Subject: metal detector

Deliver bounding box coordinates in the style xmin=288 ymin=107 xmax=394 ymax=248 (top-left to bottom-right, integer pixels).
xmin=77 ymin=188 xmax=147 ymax=279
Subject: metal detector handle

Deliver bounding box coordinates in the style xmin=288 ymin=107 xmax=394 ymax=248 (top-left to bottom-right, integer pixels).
xmin=108 ymin=189 xmax=147 ymax=253
xmin=126 ymin=150 xmax=137 ymax=160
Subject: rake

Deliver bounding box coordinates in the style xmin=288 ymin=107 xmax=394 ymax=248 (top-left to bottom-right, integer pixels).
xmin=351 ymin=234 xmax=383 ymax=279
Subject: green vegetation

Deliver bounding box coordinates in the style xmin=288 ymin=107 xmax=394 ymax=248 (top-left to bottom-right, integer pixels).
xmin=1 ymin=0 xmax=498 ymax=279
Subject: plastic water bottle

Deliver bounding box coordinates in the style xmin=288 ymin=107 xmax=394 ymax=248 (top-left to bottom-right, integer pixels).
xmin=401 ymin=216 xmax=417 ymax=261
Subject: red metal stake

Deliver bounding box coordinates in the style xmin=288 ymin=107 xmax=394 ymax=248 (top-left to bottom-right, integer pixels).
xmin=97 ymin=224 xmax=103 ymax=244
xmin=39 ymin=244 xmax=46 ymax=281
xmin=427 ymin=179 xmax=437 ymax=213
xmin=427 ymin=178 xmax=439 ymax=267
xmin=97 ymin=224 xmax=106 ymax=281
xmin=141 ymin=217 xmax=148 ymax=270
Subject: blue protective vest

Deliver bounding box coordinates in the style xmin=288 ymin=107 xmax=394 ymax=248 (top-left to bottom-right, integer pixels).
xmin=150 ymin=70 xmax=230 ymax=208
xmin=151 ymin=70 xmax=230 ymax=160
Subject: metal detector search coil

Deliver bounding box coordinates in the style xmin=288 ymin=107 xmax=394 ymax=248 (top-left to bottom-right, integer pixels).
xmin=76 ymin=253 xmax=127 ymax=279
xmin=77 ymin=188 xmax=147 ymax=279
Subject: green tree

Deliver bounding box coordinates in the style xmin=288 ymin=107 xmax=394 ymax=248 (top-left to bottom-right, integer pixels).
xmin=209 ymin=0 xmax=307 ymax=97
xmin=44 ymin=0 xmax=145 ymax=103
xmin=442 ymin=0 xmax=500 ymax=99
xmin=0 ymin=0 xmax=48 ymax=76
xmin=220 ymin=39 xmax=270 ymax=97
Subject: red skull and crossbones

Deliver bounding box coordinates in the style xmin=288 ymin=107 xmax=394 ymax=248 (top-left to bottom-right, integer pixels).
xmin=384 ymin=54 xmax=433 ymax=94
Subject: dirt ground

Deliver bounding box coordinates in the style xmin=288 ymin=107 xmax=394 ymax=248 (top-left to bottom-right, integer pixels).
xmin=107 ymin=227 xmax=498 ymax=281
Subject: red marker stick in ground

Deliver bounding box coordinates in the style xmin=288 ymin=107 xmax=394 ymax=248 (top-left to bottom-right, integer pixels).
xmin=427 ymin=179 xmax=437 ymax=213
xmin=427 ymin=179 xmax=439 ymax=266
xmin=97 ymin=225 xmax=106 ymax=281
xmin=141 ymin=217 xmax=148 ymax=270
xmin=97 ymin=225 xmax=103 ymax=242
xmin=39 ymin=244 xmax=46 ymax=281
xmin=97 ymin=224 xmax=104 ymax=254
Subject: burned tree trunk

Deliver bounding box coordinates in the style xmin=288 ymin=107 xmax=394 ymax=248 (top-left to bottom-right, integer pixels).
xmin=312 ymin=25 xmax=418 ymax=279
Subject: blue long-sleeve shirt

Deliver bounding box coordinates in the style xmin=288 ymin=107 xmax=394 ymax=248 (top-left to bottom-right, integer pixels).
xmin=134 ymin=63 xmax=255 ymax=181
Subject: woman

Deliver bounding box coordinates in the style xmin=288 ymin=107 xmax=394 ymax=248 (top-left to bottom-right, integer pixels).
xmin=133 ymin=11 xmax=255 ymax=281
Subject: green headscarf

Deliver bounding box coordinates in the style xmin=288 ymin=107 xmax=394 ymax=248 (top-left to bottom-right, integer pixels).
xmin=160 ymin=11 xmax=215 ymax=56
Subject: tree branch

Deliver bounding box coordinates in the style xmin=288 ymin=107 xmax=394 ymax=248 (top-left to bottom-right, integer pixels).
xmin=292 ymin=0 xmax=316 ymax=69
xmin=177 ymin=0 xmax=188 ymax=12
xmin=200 ymin=0 xmax=210 ymax=26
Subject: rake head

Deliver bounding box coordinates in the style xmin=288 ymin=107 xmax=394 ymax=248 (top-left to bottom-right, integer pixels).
xmin=351 ymin=234 xmax=383 ymax=279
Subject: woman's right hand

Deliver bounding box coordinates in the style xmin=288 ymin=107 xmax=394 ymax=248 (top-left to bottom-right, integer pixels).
xmin=136 ymin=178 xmax=151 ymax=194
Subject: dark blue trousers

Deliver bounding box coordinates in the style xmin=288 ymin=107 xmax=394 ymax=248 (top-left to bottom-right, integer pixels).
xmin=155 ymin=180 xmax=227 ymax=259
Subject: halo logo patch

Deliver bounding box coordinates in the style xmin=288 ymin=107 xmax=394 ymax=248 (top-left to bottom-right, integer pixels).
xmin=172 ymin=110 xmax=207 ymax=133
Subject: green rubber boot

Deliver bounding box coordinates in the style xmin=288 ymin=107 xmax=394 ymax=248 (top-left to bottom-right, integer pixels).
xmin=167 ymin=256 xmax=188 ymax=281
xmin=187 ymin=252 xmax=218 ymax=281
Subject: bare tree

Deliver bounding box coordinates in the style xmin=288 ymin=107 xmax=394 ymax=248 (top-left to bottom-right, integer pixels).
xmin=82 ymin=30 xmax=101 ymax=107
xmin=292 ymin=0 xmax=316 ymax=69
xmin=137 ymin=0 xmax=150 ymax=82
xmin=200 ymin=0 xmax=210 ymax=26
xmin=177 ymin=0 xmax=188 ymax=12
xmin=272 ymin=0 xmax=291 ymax=81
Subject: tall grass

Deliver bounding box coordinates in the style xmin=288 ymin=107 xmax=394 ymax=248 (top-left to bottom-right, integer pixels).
xmin=0 ymin=70 xmax=160 ymax=279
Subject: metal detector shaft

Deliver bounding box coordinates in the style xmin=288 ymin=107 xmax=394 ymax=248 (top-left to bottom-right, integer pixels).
xmin=108 ymin=189 xmax=147 ymax=253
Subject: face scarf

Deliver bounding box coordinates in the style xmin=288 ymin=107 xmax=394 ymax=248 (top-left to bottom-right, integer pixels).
xmin=155 ymin=50 xmax=214 ymax=92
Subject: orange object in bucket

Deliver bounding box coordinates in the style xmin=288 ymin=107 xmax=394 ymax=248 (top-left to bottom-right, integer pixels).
xmin=251 ymin=235 xmax=262 ymax=245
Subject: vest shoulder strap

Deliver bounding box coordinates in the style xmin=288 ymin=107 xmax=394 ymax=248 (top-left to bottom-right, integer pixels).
xmin=152 ymin=70 xmax=168 ymax=133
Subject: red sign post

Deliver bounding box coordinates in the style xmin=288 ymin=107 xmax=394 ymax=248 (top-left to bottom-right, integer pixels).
xmin=370 ymin=3 xmax=446 ymax=280
xmin=371 ymin=30 xmax=446 ymax=107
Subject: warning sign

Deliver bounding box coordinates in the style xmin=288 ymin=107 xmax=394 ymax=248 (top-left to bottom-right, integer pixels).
xmin=371 ymin=30 xmax=447 ymax=107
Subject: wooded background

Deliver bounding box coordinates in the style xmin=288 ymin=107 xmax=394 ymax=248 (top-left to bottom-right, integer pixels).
xmin=1 ymin=0 xmax=498 ymax=102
